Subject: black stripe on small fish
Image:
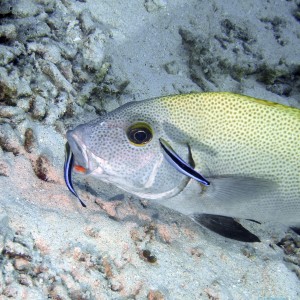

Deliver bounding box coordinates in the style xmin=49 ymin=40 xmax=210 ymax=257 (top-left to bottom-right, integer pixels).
xmin=64 ymin=143 xmax=87 ymax=207
xmin=159 ymin=138 xmax=210 ymax=186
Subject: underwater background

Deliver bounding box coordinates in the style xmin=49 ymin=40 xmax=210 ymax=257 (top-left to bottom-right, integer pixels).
xmin=0 ymin=0 xmax=299 ymax=299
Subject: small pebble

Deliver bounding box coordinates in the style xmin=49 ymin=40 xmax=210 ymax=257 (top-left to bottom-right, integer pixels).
xmin=18 ymin=274 xmax=32 ymax=287
xmin=148 ymin=290 xmax=165 ymax=300
xmin=12 ymin=0 xmax=40 ymax=18
xmin=82 ymin=29 xmax=105 ymax=71
xmin=16 ymin=98 xmax=31 ymax=112
xmin=164 ymin=61 xmax=179 ymax=75
xmin=0 ymin=106 xmax=24 ymax=118
xmin=32 ymin=95 xmax=47 ymax=120
xmin=0 ymin=45 xmax=15 ymax=66
xmin=0 ymin=24 xmax=17 ymax=41
xmin=24 ymin=128 xmax=36 ymax=153
xmin=14 ymin=258 xmax=31 ymax=271
xmin=144 ymin=0 xmax=167 ymax=12
xmin=39 ymin=59 xmax=74 ymax=93
xmin=0 ymin=161 xmax=10 ymax=177
xmin=141 ymin=249 xmax=157 ymax=263
xmin=79 ymin=10 xmax=96 ymax=34
xmin=0 ymin=124 xmax=22 ymax=155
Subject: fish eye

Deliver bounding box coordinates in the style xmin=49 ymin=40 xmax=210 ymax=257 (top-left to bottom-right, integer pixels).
xmin=126 ymin=123 xmax=153 ymax=146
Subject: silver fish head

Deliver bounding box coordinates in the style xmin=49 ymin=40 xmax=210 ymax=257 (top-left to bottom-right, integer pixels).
xmin=66 ymin=102 xmax=190 ymax=199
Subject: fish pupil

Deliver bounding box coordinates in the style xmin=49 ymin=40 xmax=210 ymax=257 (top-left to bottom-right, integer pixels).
xmin=127 ymin=123 xmax=153 ymax=145
xmin=134 ymin=130 xmax=147 ymax=142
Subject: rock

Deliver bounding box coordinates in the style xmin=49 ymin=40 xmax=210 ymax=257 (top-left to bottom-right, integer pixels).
xmin=110 ymin=278 xmax=123 ymax=292
xmin=39 ymin=59 xmax=75 ymax=94
xmin=179 ymin=27 xmax=258 ymax=90
xmin=148 ymin=290 xmax=165 ymax=300
xmin=44 ymin=92 xmax=68 ymax=124
xmin=12 ymin=0 xmax=41 ymax=18
xmin=79 ymin=10 xmax=96 ymax=34
xmin=43 ymin=44 xmax=62 ymax=64
xmin=0 ymin=124 xmax=22 ymax=155
xmin=24 ymin=128 xmax=36 ymax=153
xmin=14 ymin=258 xmax=31 ymax=272
xmin=66 ymin=101 xmax=86 ymax=116
xmin=77 ymin=82 xmax=96 ymax=106
xmin=0 ymin=24 xmax=17 ymax=41
xmin=49 ymin=284 xmax=71 ymax=300
xmin=18 ymin=274 xmax=33 ymax=287
xmin=0 ymin=68 xmax=18 ymax=101
xmin=0 ymin=70 xmax=31 ymax=103
xmin=65 ymin=19 xmax=83 ymax=47
xmin=144 ymin=0 xmax=167 ymax=12
xmin=32 ymin=95 xmax=47 ymax=120
xmin=0 ymin=160 xmax=10 ymax=177
xmin=3 ymin=283 xmax=19 ymax=298
xmin=16 ymin=98 xmax=31 ymax=112
xmin=42 ymin=0 xmax=56 ymax=14
xmin=84 ymin=226 xmax=101 ymax=238
xmin=164 ymin=61 xmax=179 ymax=75
xmin=17 ymin=78 xmax=32 ymax=97
xmin=13 ymin=232 xmax=35 ymax=251
xmin=95 ymin=62 xmax=110 ymax=83
xmin=32 ymin=75 xmax=58 ymax=99
xmin=59 ymin=43 xmax=78 ymax=60
xmin=18 ymin=17 xmax=51 ymax=42
xmin=0 ymin=213 xmax=11 ymax=245
xmin=28 ymin=43 xmax=62 ymax=64
xmin=3 ymin=239 xmax=32 ymax=260
xmin=27 ymin=42 xmax=42 ymax=54
xmin=10 ymin=41 xmax=26 ymax=58
xmin=2 ymin=260 xmax=14 ymax=285
xmin=0 ymin=2 xmax=12 ymax=16
xmin=0 ymin=106 xmax=25 ymax=119
xmin=59 ymin=60 xmax=74 ymax=83
xmin=102 ymin=98 xmax=120 ymax=112
xmin=72 ymin=64 xmax=90 ymax=82
xmin=82 ymin=29 xmax=105 ymax=71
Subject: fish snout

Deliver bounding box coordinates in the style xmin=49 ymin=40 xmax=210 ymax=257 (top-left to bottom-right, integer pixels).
xmin=66 ymin=128 xmax=89 ymax=170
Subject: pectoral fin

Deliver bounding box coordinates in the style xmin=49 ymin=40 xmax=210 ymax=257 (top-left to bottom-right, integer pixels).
xmin=203 ymin=176 xmax=277 ymax=205
xmin=192 ymin=214 xmax=260 ymax=242
xmin=156 ymin=176 xmax=277 ymax=217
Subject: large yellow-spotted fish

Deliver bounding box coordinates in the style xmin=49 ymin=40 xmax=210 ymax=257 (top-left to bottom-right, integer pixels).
xmin=65 ymin=92 xmax=300 ymax=242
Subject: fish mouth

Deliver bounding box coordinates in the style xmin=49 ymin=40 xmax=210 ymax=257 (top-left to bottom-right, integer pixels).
xmin=66 ymin=129 xmax=99 ymax=174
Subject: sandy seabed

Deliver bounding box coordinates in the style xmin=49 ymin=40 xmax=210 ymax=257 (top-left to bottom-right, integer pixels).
xmin=0 ymin=0 xmax=300 ymax=299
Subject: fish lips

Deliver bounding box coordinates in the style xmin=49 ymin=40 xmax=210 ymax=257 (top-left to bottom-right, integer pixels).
xmin=66 ymin=129 xmax=92 ymax=173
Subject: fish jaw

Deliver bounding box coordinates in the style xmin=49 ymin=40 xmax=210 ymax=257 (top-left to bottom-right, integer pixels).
xmin=66 ymin=128 xmax=101 ymax=174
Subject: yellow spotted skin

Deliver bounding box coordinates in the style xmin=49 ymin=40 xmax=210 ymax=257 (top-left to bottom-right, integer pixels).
xmin=154 ymin=92 xmax=300 ymax=222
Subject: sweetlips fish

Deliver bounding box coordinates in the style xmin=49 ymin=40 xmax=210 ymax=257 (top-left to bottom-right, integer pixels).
xmin=65 ymin=92 xmax=300 ymax=242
